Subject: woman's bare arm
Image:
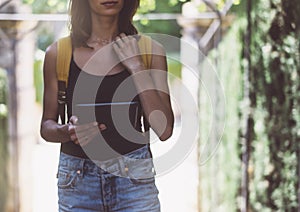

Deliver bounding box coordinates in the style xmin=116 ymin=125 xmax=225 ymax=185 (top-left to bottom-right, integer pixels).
xmin=40 ymin=43 xmax=106 ymax=144
xmin=40 ymin=42 xmax=71 ymax=142
xmin=148 ymin=41 xmax=174 ymax=139
xmin=114 ymin=34 xmax=174 ymax=141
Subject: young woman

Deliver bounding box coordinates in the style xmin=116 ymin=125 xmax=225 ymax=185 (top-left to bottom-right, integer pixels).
xmin=40 ymin=0 xmax=174 ymax=211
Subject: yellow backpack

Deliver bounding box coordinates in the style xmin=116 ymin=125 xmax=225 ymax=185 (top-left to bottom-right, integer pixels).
xmin=56 ymin=35 xmax=152 ymax=132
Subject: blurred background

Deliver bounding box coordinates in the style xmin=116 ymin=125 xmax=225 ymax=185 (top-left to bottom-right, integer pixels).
xmin=0 ymin=0 xmax=299 ymax=211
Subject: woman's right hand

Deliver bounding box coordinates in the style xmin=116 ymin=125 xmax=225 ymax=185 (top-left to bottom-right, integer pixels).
xmin=67 ymin=116 xmax=107 ymax=146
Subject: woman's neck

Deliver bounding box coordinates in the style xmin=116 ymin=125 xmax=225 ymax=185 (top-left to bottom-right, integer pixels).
xmin=90 ymin=15 xmax=119 ymax=42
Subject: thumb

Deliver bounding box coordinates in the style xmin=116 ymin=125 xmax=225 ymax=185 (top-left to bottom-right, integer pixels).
xmin=98 ymin=124 xmax=107 ymax=131
xmin=69 ymin=116 xmax=79 ymax=125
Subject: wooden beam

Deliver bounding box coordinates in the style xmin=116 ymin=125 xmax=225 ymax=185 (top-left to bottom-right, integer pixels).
xmin=0 ymin=12 xmax=221 ymax=22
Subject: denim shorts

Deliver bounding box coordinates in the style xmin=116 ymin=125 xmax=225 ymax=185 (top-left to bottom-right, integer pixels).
xmin=57 ymin=145 xmax=160 ymax=212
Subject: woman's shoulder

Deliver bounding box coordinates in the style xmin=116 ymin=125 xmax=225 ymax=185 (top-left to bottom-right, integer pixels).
xmin=138 ymin=34 xmax=166 ymax=57
xmin=151 ymin=40 xmax=165 ymax=56
xmin=43 ymin=41 xmax=58 ymax=78
xmin=45 ymin=41 xmax=58 ymax=61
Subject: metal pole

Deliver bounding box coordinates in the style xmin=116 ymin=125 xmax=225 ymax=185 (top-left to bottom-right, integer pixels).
xmin=6 ymin=38 xmax=20 ymax=212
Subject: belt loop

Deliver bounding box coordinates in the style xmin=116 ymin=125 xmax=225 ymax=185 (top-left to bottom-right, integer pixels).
xmin=78 ymin=159 xmax=85 ymax=179
xmin=118 ymin=157 xmax=127 ymax=178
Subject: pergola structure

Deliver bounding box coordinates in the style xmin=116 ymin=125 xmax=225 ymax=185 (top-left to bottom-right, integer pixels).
xmin=0 ymin=1 xmax=37 ymax=212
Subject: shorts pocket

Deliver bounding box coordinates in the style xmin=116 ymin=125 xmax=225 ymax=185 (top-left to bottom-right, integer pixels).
xmin=126 ymin=158 xmax=156 ymax=185
xmin=57 ymin=170 xmax=78 ymax=189
xmin=129 ymin=175 xmax=155 ymax=185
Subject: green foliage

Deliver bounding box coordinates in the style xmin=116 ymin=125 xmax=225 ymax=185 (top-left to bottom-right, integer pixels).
xmin=0 ymin=69 xmax=8 ymax=211
xmin=36 ymin=24 xmax=55 ymax=51
xmin=245 ymin=0 xmax=300 ymax=210
xmin=22 ymin=0 xmax=68 ymax=13
xmin=136 ymin=19 xmax=182 ymax=37
xmin=138 ymin=0 xmax=189 ymax=13
xmin=167 ymin=57 xmax=181 ymax=79
xmin=199 ymin=19 xmax=245 ymax=211
xmin=22 ymin=0 xmax=187 ymax=14
xmin=34 ymin=50 xmax=45 ymax=104
xmin=195 ymin=0 xmax=236 ymax=12
xmin=0 ymin=70 xmax=7 ymax=118
xmin=136 ymin=1 xmax=185 ymax=37
xmin=138 ymin=0 xmax=156 ymax=13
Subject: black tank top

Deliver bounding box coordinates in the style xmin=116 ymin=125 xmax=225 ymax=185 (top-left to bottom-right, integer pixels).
xmin=61 ymin=56 xmax=147 ymax=160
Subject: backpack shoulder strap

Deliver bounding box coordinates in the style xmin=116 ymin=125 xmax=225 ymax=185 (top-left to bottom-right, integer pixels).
xmin=56 ymin=35 xmax=150 ymax=87
xmin=56 ymin=36 xmax=72 ymax=124
xmin=138 ymin=34 xmax=152 ymax=69
xmin=57 ymin=36 xmax=72 ymax=85
xmin=55 ymin=35 xmax=151 ymax=126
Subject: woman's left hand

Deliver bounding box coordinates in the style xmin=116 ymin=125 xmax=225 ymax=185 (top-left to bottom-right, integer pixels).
xmin=113 ymin=33 xmax=146 ymax=73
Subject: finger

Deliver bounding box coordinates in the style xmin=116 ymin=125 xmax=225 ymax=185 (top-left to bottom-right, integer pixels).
xmin=77 ymin=135 xmax=89 ymax=146
xmin=79 ymin=134 xmax=94 ymax=146
xmin=69 ymin=122 xmax=99 ymax=144
xmin=119 ymin=33 xmax=127 ymax=38
xmin=113 ymin=42 xmax=122 ymax=54
xmin=116 ymin=40 xmax=125 ymax=48
xmin=113 ymin=42 xmax=120 ymax=51
xmin=74 ymin=139 xmax=80 ymax=145
xmin=78 ymin=128 xmax=101 ymax=146
xmin=68 ymin=124 xmax=75 ymax=133
xmin=75 ymin=121 xmax=99 ymax=133
xmin=70 ymin=133 xmax=78 ymax=143
xmin=75 ymin=122 xmax=103 ymax=137
xmin=99 ymin=124 xmax=107 ymax=131
xmin=115 ymin=36 xmax=126 ymax=48
xmin=75 ymin=125 xmax=100 ymax=139
xmin=69 ymin=116 xmax=79 ymax=125
xmin=120 ymin=33 xmax=130 ymax=43
xmin=115 ymin=35 xmax=122 ymax=41
xmin=113 ymin=44 xmax=126 ymax=61
xmin=75 ymin=132 xmax=89 ymax=146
